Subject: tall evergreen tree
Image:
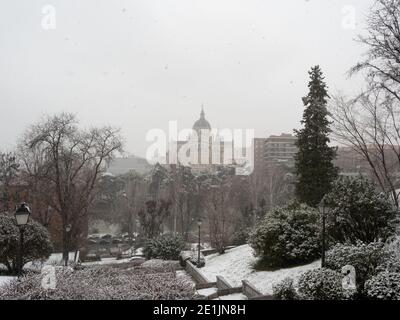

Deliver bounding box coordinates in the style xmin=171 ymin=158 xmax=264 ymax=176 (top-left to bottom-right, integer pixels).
xmin=294 ymin=66 xmax=338 ymax=207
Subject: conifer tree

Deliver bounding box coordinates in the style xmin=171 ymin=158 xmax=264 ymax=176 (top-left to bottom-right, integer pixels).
xmin=294 ymin=66 xmax=338 ymax=207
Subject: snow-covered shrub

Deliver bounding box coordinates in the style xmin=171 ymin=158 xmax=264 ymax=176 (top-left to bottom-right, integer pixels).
xmin=297 ymin=268 xmax=345 ymax=300
xmin=0 ymin=214 xmax=53 ymax=274
xmin=325 ymin=242 xmax=388 ymax=293
xmin=0 ymin=266 xmax=195 ymax=300
xmin=364 ymin=271 xmax=400 ymax=300
xmin=178 ymin=251 xmax=205 ymax=268
xmin=386 ymin=236 xmax=400 ymax=259
xmin=248 ymin=203 xmax=321 ymax=268
xmin=143 ymin=234 xmax=185 ymax=260
xmin=272 ymin=277 xmax=298 ymax=300
xmin=324 ymin=177 xmax=397 ymax=244
xmin=378 ymin=236 xmax=400 ymax=273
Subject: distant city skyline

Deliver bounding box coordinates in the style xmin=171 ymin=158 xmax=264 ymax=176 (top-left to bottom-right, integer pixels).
xmin=0 ymin=0 xmax=372 ymax=157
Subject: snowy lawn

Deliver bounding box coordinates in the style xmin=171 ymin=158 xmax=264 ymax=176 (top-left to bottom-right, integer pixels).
xmin=10 ymin=252 xmax=80 ymax=272
xmin=201 ymin=244 xmax=320 ymax=295
xmin=2 ymin=253 xmax=138 ymax=272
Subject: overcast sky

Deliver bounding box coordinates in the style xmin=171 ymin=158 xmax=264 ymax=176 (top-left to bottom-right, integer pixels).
xmin=0 ymin=0 xmax=373 ymax=157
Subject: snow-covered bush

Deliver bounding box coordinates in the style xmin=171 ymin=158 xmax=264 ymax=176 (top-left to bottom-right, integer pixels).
xmin=325 ymin=242 xmax=388 ymax=293
xmin=272 ymin=277 xmax=298 ymax=300
xmin=0 ymin=214 xmax=53 ymax=274
xmin=0 ymin=266 xmax=195 ymax=300
xmin=324 ymin=177 xmax=397 ymax=244
xmin=364 ymin=271 xmax=400 ymax=300
xmin=297 ymin=268 xmax=345 ymax=300
xmin=178 ymin=250 xmax=205 ymax=268
xmin=143 ymin=234 xmax=185 ymax=260
xmin=378 ymin=236 xmax=400 ymax=273
xmin=248 ymin=203 xmax=321 ymax=268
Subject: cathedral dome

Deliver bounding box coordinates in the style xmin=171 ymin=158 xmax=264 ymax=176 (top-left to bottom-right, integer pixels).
xmin=192 ymin=108 xmax=211 ymax=131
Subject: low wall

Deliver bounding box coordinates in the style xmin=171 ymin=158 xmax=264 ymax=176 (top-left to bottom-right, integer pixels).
xmin=218 ymin=287 xmax=243 ymax=296
xmin=186 ymin=261 xmax=211 ymax=284
xmin=242 ymin=280 xmax=263 ymax=299
xmin=201 ymin=246 xmax=236 ymax=256
xmin=249 ymin=295 xmax=275 ymax=300
xmin=195 ymin=282 xmax=217 ymax=290
xmin=216 ymin=276 xmax=232 ymax=290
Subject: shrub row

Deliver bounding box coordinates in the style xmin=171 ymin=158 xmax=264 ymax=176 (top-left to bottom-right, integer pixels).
xmin=0 ymin=266 xmax=195 ymax=300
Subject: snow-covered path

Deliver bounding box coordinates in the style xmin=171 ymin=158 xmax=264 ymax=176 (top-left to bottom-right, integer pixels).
xmin=201 ymin=245 xmax=320 ymax=295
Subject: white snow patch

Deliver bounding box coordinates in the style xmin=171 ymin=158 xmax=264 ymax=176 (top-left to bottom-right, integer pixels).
xmin=216 ymin=293 xmax=248 ymax=300
xmin=202 ymin=244 xmax=320 ymax=295
xmin=81 ymin=257 xmax=132 ymax=266
xmin=0 ymin=276 xmax=15 ymax=288
xmin=196 ymin=287 xmax=218 ymax=297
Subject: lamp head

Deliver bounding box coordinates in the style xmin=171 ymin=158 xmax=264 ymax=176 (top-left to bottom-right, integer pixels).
xmin=66 ymin=224 xmax=72 ymax=232
xmin=15 ymin=202 xmax=31 ymax=226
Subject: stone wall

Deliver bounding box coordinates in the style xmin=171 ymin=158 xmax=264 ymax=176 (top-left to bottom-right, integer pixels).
xmin=186 ymin=261 xmax=211 ymax=284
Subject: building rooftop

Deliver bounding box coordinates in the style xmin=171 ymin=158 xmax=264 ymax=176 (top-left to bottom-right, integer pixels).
xmin=192 ymin=107 xmax=211 ymax=131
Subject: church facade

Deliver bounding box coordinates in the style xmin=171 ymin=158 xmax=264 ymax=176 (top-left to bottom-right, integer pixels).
xmin=166 ymin=108 xmax=236 ymax=174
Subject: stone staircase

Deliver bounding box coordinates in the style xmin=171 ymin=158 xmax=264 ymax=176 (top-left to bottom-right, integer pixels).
xmin=186 ymin=261 xmax=270 ymax=300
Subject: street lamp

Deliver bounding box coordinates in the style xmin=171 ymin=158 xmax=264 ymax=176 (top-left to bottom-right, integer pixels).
xmin=197 ymin=218 xmax=202 ymax=267
xmin=14 ymin=203 xmax=31 ymax=277
xmin=122 ymin=191 xmax=134 ymax=253
xmin=65 ymin=224 xmax=72 ymax=266
xmin=318 ymin=196 xmax=331 ymax=268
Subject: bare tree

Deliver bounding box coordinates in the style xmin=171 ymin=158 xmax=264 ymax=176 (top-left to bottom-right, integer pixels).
xmin=137 ymin=164 xmax=172 ymax=239
xmin=167 ymin=164 xmax=198 ymax=238
xmin=138 ymin=199 xmax=171 ymax=239
xmin=331 ymin=0 xmax=400 ymax=206
xmin=18 ymin=145 xmax=56 ymax=227
xmin=205 ymin=185 xmax=230 ymax=254
xmin=202 ymin=169 xmax=236 ymax=254
xmin=263 ymin=162 xmax=294 ymax=210
xmin=250 ymin=162 xmax=294 ymax=214
xmin=0 ymin=152 xmax=20 ymax=212
xmin=351 ymin=0 xmax=400 ymax=103
xmin=121 ymin=172 xmax=147 ymax=243
xmin=18 ymin=113 xmax=123 ymax=262
xmin=331 ymin=91 xmax=400 ymax=206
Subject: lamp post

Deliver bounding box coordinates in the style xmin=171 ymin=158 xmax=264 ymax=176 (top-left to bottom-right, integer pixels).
xmin=197 ymin=218 xmax=202 ymax=267
xmin=65 ymin=224 xmax=72 ymax=266
xmin=123 ymin=192 xmax=133 ymax=252
xmin=318 ymin=196 xmax=329 ymax=268
xmin=14 ymin=203 xmax=31 ymax=277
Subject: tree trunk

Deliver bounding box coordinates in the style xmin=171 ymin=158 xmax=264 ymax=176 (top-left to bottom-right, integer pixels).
xmin=62 ymin=224 xmax=68 ymax=264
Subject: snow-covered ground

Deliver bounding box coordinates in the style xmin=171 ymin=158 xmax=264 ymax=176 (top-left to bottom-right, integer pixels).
xmin=216 ymin=293 xmax=248 ymax=300
xmin=122 ymin=246 xmax=144 ymax=256
xmin=0 ymin=276 xmax=15 ymax=288
xmin=197 ymin=287 xmax=218 ymax=297
xmin=81 ymin=257 xmax=134 ymax=266
xmin=201 ymin=245 xmax=320 ymax=295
